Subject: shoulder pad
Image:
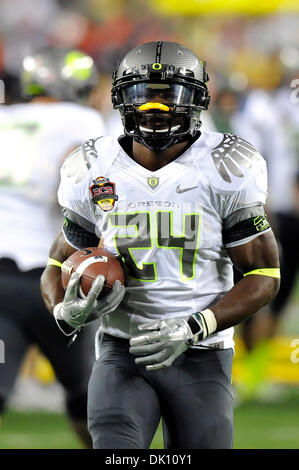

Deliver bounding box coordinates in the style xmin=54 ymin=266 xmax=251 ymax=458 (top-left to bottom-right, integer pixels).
xmin=61 ymin=138 xmax=101 ymax=183
xmin=211 ymin=134 xmax=262 ymax=184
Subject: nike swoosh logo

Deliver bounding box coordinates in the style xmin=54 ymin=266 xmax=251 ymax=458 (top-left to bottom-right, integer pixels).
xmin=80 ymin=249 xmax=93 ymax=257
xmin=176 ymin=185 xmax=198 ymax=193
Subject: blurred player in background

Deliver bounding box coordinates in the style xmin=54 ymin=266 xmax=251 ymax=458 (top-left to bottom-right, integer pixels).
xmin=0 ymin=47 xmax=106 ymax=446
xmin=88 ymin=73 xmax=123 ymax=138
xmin=41 ymin=41 xmax=280 ymax=449
xmin=208 ymin=72 xmax=299 ymax=400
xmin=232 ymin=78 xmax=299 ymax=401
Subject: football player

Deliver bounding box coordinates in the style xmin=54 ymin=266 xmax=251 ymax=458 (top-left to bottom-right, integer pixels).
xmin=230 ymin=86 xmax=299 ymax=400
xmin=41 ymin=41 xmax=280 ymax=449
xmin=0 ymin=47 xmax=106 ymax=446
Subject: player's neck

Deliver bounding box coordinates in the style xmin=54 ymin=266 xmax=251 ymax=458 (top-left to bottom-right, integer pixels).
xmin=132 ymin=139 xmax=191 ymax=171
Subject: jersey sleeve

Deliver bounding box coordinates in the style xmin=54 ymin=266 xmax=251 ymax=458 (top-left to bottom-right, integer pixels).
xmin=57 ymin=143 xmax=101 ymax=249
xmin=221 ymin=161 xmax=268 ymax=219
xmin=61 ymin=211 xmax=100 ymax=250
xmin=209 ymin=134 xmax=270 ymax=247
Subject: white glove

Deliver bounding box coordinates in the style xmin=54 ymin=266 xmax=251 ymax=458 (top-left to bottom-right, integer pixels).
xmin=54 ymin=271 xmax=125 ymax=332
xmin=129 ymin=317 xmax=197 ymax=371
xmin=129 ymin=311 xmax=217 ymax=371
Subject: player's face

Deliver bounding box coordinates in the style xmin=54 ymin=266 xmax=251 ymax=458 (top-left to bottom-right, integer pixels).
xmin=122 ymin=83 xmax=195 ymax=135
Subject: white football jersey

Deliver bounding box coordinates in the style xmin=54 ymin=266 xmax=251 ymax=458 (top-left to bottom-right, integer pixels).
xmin=58 ymin=131 xmax=269 ymax=349
xmin=0 ymin=101 xmax=106 ymax=270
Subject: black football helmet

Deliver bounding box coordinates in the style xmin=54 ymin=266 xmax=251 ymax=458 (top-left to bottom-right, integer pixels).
xmin=111 ymin=41 xmax=210 ymax=151
xmin=21 ymin=47 xmax=99 ymax=103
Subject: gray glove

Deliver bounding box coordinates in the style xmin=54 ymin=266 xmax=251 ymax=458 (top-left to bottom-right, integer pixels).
xmin=54 ymin=272 xmax=125 ymax=332
xmin=129 ymin=317 xmax=202 ymax=371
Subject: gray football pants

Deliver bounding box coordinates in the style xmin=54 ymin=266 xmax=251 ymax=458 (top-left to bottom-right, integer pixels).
xmin=88 ymin=334 xmax=234 ymax=449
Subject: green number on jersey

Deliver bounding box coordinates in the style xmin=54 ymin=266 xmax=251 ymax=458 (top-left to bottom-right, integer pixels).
xmin=109 ymin=210 xmax=201 ymax=282
xmin=157 ymin=211 xmax=201 ymax=281
xmin=109 ymin=212 xmax=157 ymax=281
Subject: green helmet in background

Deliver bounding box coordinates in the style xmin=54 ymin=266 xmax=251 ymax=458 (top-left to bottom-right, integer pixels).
xmin=21 ymin=47 xmax=99 ymax=103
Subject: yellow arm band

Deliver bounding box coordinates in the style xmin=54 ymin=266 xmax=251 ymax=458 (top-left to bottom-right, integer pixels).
xmin=47 ymin=258 xmax=62 ymax=268
xmin=243 ymin=268 xmax=280 ymax=279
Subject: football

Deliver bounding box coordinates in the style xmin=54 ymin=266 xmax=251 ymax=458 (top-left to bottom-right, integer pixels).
xmin=61 ymin=247 xmax=125 ymax=299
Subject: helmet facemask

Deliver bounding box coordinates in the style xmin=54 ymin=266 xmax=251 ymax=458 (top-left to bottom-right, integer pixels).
xmin=114 ymin=80 xmax=209 ymax=151
xmin=112 ymin=41 xmax=211 ymax=150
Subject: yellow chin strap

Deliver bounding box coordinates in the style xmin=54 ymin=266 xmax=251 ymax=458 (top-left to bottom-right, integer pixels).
xmin=244 ymin=268 xmax=280 ymax=279
xmin=138 ymin=102 xmax=170 ymax=112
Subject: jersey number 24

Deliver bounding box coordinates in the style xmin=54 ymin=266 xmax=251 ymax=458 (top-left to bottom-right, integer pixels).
xmin=109 ymin=211 xmax=202 ymax=282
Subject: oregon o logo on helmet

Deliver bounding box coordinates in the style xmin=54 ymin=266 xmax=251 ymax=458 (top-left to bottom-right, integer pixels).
xmin=152 ymin=63 xmax=162 ymax=70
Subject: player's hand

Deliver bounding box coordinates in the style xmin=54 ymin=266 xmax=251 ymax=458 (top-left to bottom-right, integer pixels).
xmin=54 ymin=272 xmax=105 ymax=329
xmin=129 ymin=317 xmax=202 ymax=371
xmin=91 ymin=279 xmax=126 ymax=317
xmin=54 ymin=272 xmax=126 ymax=329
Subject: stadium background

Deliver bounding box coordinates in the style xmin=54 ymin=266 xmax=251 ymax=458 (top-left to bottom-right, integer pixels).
xmin=0 ymin=0 xmax=298 ymax=449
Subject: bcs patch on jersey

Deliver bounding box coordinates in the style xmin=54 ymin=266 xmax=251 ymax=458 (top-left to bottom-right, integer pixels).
xmin=89 ymin=176 xmax=118 ymax=212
